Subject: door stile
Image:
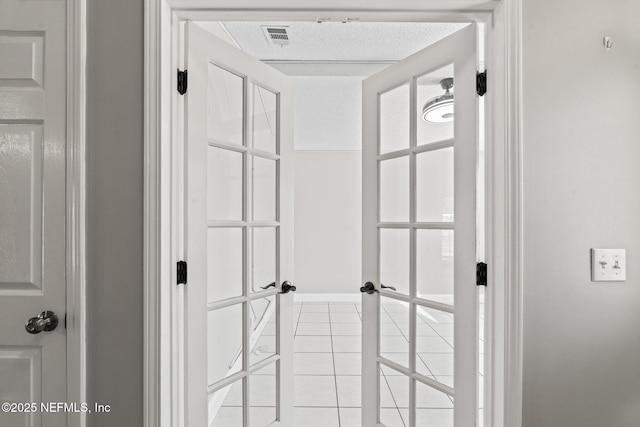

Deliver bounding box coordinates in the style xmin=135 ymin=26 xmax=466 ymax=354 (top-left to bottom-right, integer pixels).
xmin=243 ymin=68 xmax=251 ymax=427
xmin=452 ymin=25 xmax=479 ymax=427
xmin=408 ymin=74 xmax=418 ymax=427
xmin=277 ymin=77 xmax=294 ymax=427
xmin=362 ymin=77 xmax=380 ymax=427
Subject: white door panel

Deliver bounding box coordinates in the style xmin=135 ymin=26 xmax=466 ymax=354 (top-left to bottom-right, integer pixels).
xmin=185 ymin=22 xmax=294 ymax=427
xmin=0 ymin=0 xmax=67 ymax=426
xmin=362 ymin=24 xmax=479 ymax=427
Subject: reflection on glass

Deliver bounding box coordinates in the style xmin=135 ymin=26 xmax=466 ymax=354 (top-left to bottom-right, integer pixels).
xmin=416 ymin=64 xmax=455 ymax=146
xmin=252 ymin=84 xmax=277 ymax=153
xmin=208 ymin=228 xmax=243 ymax=303
xmin=250 ymin=296 xmax=276 ymax=366
xmin=379 ymin=229 xmax=409 ymax=295
xmin=210 ymin=379 xmax=243 ymax=427
xmin=249 ymin=364 xmax=277 ymax=427
xmin=208 ymin=147 xmax=243 ymax=221
xmin=379 ymin=366 xmax=408 ymax=427
xmin=252 ymin=156 xmax=276 ymax=221
xmin=380 ymin=297 xmax=409 ymax=367
xmin=208 ymin=63 xmax=244 ymax=145
xmin=380 ymin=156 xmax=409 ymax=223
xmin=207 ymin=304 xmax=243 ymax=387
xmin=416 ymin=147 xmax=454 ymax=223
xmin=380 ymin=83 xmax=410 ymax=154
xmin=416 ymin=229 xmax=454 ymax=304
xmin=416 ymin=380 xmax=454 ymax=426
xmin=251 ymin=227 xmax=276 ymax=293
xmin=415 ymin=306 xmax=454 ymax=384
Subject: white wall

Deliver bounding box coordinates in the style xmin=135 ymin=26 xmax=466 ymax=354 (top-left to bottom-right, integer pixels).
xmin=522 ymin=1 xmax=640 ymax=425
xmin=292 ymin=77 xmax=364 ymax=294
xmin=294 ymin=151 xmax=362 ymax=293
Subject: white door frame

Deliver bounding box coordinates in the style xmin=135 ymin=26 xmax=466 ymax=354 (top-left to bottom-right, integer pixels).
xmin=143 ymin=1 xmax=523 ymax=426
xmin=66 ymin=1 xmax=88 ymax=426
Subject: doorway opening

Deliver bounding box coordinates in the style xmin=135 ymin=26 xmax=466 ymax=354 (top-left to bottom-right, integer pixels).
xmin=194 ymin=20 xmax=486 ymax=427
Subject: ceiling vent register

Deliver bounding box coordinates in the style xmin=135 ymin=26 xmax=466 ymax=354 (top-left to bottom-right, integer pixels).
xmin=261 ymin=26 xmax=290 ymax=46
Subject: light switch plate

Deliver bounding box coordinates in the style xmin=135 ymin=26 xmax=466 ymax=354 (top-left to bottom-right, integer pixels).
xmin=591 ymin=249 xmax=626 ymax=282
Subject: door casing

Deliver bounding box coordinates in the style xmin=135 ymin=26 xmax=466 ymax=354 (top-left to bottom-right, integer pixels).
xmin=143 ymin=1 xmax=524 ymax=426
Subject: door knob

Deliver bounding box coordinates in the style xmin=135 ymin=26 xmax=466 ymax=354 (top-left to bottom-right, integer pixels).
xmin=280 ymin=281 xmax=296 ymax=294
xmin=25 ymin=311 xmax=59 ymax=334
xmin=360 ymin=282 xmax=379 ymax=294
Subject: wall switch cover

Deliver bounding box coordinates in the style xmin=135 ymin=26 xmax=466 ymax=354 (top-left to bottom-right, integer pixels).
xmin=591 ymin=249 xmax=626 ymax=282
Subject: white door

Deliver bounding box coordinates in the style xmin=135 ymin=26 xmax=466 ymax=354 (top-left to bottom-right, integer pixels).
xmin=0 ymin=0 xmax=67 ymax=426
xmin=361 ymin=24 xmax=479 ymax=426
xmin=184 ymin=23 xmax=295 ymax=427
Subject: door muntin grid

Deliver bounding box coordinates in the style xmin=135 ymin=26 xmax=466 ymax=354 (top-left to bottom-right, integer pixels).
xmin=206 ymin=62 xmax=284 ymax=426
xmin=376 ymin=63 xmax=458 ymax=427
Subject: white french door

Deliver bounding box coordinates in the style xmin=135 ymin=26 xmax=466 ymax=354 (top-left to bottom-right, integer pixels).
xmin=184 ymin=23 xmax=295 ymax=427
xmin=361 ymin=24 xmax=479 ymax=426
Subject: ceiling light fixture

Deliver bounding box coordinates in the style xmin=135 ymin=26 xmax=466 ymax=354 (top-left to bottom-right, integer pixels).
xmin=422 ymin=78 xmax=454 ymax=123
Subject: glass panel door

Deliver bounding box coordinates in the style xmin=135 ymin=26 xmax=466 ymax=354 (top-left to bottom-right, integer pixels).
xmin=362 ymin=24 xmax=479 ymax=427
xmin=186 ymin=22 xmax=294 ymax=427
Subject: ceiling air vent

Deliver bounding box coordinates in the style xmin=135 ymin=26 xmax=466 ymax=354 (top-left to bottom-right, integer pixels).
xmin=261 ymin=26 xmax=290 ymax=46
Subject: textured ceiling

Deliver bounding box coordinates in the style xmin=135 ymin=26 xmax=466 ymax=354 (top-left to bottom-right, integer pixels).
xmin=221 ymin=21 xmax=467 ymax=62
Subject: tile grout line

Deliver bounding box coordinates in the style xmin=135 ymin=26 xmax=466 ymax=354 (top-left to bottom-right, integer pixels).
xmin=380 ymin=303 xmax=408 ymax=427
xmin=415 ymin=309 xmax=453 ymax=385
xmin=381 ymin=369 xmax=407 ymax=427
xmin=293 ymin=302 xmax=303 ymax=337
xmin=327 ymin=304 xmax=342 ymax=427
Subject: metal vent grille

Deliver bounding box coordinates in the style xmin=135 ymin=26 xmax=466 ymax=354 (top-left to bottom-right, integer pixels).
xmin=261 ymin=26 xmax=290 ymax=46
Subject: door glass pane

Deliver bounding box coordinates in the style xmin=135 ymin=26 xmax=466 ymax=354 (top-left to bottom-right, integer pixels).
xmin=416 ymin=147 xmax=454 ymax=223
xmin=379 ymin=367 xmax=406 ymax=427
xmin=250 ymin=296 xmax=277 ymax=366
xmin=251 ymin=227 xmax=276 ymax=293
xmin=208 ymin=147 xmax=243 ymax=221
xmin=252 ymin=84 xmax=277 ymax=153
xmin=208 ymin=63 xmax=244 ymax=145
xmin=208 ymin=228 xmax=243 ymax=303
xmin=380 ymin=297 xmax=409 ymax=368
xmin=208 ymin=304 xmax=244 ymax=387
xmin=415 ymin=306 xmax=454 ymax=386
xmin=416 ymin=229 xmax=454 ymax=305
xmin=251 ymin=156 xmax=276 ymax=221
xmin=380 ymin=83 xmax=410 ymax=154
xmin=210 ymin=379 xmax=244 ymax=427
xmin=250 ymin=364 xmax=277 ymax=427
xmin=379 ymin=228 xmax=409 ymax=296
xmin=379 ymin=156 xmax=409 ymax=223
xmin=416 ymin=64 xmax=455 ymax=146
xmin=416 ymin=380 xmax=454 ymax=425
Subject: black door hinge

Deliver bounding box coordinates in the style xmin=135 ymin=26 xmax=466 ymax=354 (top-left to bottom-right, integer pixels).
xmin=476 ymin=262 xmax=487 ymax=287
xmin=177 ymin=69 xmax=188 ymax=95
xmin=177 ymin=260 xmax=187 ymax=285
xmin=476 ymin=70 xmax=487 ymax=96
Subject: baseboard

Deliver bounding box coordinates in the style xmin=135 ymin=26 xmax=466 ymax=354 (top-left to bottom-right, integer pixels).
xmin=294 ymin=293 xmax=361 ymax=303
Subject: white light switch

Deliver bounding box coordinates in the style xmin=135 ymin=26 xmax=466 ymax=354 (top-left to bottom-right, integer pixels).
xmin=591 ymin=249 xmax=626 ymax=282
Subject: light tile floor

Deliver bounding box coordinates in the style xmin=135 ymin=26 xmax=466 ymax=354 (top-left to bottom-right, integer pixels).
xmin=213 ymin=299 xmax=483 ymax=427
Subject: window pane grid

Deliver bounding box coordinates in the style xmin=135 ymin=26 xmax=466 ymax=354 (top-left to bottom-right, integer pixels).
xmin=377 ymin=70 xmax=457 ymax=427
